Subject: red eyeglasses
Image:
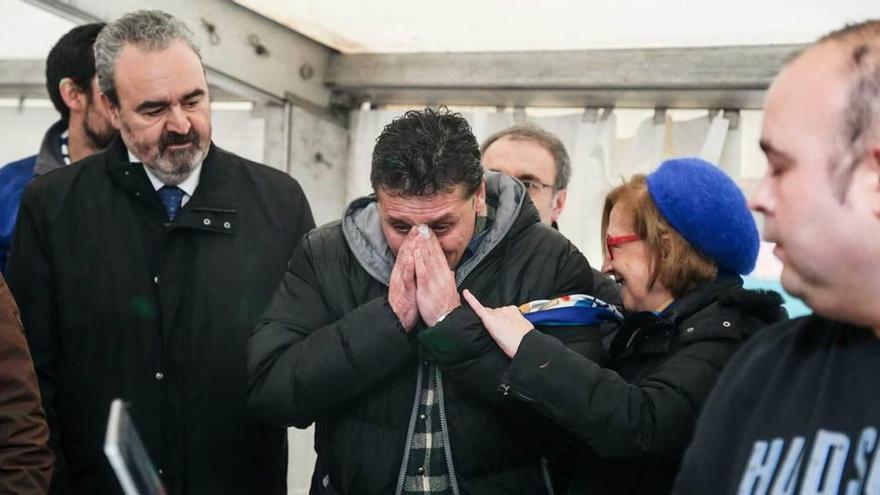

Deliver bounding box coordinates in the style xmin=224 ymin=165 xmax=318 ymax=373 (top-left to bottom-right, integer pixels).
xmin=605 ymin=234 xmax=640 ymax=260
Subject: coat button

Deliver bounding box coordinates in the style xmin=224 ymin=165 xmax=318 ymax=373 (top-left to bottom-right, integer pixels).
xmin=153 ymin=275 xmax=160 ymax=284
xmin=124 ymin=170 xmax=130 ymax=176
xmin=685 ymin=327 xmax=694 ymax=333
xmin=203 ymin=218 xmax=212 ymax=226
xmin=155 ymin=371 xmax=165 ymax=381
xmin=417 ymin=467 xmax=425 ymax=475
xmin=158 ymin=468 xmax=164 ymax=476
xmin=419 ymin=413 xmax=426 ymax=420
xmin=223 ymin=221 xmax=231 ymax=229
xmin=722 ymin=321 xmax=732 ymax=327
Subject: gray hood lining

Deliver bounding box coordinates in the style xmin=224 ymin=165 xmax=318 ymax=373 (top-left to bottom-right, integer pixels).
xmin=34 ymin=120 xmax=68 ymax=176
xmin=342 ymin=172 xmax=526 ymax=287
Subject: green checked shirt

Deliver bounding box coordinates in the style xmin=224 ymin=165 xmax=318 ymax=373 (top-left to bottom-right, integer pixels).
xmin=400 ymin=361 xmax=455 ymax=494
xmin=400 ymin=210 xmax=492 ymax=495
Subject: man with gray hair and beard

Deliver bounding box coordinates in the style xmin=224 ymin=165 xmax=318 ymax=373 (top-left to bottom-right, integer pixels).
xmin=6 ymin=10 xmax=314 ymax=494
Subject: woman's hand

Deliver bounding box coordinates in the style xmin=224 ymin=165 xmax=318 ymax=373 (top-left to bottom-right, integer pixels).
xmin=462 ymin=289 xmax=534 ymax=358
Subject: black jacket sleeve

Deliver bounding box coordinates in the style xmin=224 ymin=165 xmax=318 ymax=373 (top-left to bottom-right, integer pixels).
xmin=503 ymin=328 xmax=743 ymax=458
xmin=6 ymin=189 xmax=69 ymax=494
xmin=247 ymin=237 xmax=418 ymax=428
xmin=416 ymin=241 xmax=606 ymax=403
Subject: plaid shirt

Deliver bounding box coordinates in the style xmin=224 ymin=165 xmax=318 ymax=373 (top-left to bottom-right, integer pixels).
xmin=401 ymin=361 xmax=454 ymax=494
xmin=400 ymin=211 xmax=493 ymax=494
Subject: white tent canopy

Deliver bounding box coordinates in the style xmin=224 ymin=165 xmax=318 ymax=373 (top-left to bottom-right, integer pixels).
xmin=234 ymin=0 xmax=877 ymax=53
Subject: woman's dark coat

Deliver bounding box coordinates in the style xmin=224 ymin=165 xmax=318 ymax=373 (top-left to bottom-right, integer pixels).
xmin=503 ymin=276 xmax=786 ymax=494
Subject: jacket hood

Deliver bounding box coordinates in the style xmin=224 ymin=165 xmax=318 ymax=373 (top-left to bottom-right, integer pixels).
xmin=34 ymin=120 xmax=68 ymax=176
xmin=341 ymin=171 xmax=530 ymax=286
xmin=610 ymin=275 xmax=786 ymax=358
xmin=668 ymin=275 xmax=785 ymax=325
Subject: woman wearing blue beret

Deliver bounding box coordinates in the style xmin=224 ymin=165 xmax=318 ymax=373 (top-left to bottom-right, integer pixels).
xmin=464 ymin=157 xmax=787 ymax=494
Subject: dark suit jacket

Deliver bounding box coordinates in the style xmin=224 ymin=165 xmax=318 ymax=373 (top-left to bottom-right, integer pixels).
xmin=7 ymin=138 xmax=315 ymax=494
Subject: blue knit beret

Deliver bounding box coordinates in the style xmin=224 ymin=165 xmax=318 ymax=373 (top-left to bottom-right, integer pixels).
xmin=646 ymin=157 xmax=759 ymax=275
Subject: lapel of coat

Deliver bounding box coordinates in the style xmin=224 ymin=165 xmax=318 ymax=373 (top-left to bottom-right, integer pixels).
xmin=104 ymin=138 xmax=168 ymax=220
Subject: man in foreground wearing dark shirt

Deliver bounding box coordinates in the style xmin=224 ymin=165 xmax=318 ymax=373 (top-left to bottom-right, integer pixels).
xmin=675 ymin=19 xmax=880 ymax=494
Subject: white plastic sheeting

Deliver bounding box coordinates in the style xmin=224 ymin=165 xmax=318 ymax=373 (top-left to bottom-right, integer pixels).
xmin=0 ymin=0 xmax=75 ymax=59
xmin=234 ymin=0 xmax=878 ymax=54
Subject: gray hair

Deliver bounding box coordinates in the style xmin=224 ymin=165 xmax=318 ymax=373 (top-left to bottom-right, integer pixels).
xmin=480 ymin=123 xmax=572 ymax=191
xmin=95 ymin=10 xmax=201 ymax=106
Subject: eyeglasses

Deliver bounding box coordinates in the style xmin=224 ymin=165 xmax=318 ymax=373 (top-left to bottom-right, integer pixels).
xmin=605 ymin=234 xmax=640 ymax=260
xmin=519 ymin=178 xmax=555 ymax=193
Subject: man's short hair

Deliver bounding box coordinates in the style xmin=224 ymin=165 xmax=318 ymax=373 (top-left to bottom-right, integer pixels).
xmin=371 ymin=107 xmax=483 ymax=197
xmin=45 ymin=23 xmax=106 ymax=122
xmin=94 ymin=10 xmax=201 ymax=106
xmin=601 ymin=174 xmax=717 ymax=298
xmin=815 ymin=20 xmax=880 ymax=199
xmin=480 ymin=124 xmax=572 ymax=191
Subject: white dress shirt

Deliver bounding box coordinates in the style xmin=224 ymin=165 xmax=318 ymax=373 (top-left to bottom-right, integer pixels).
xmin=130 ymin=151 xmax=204 ymax=207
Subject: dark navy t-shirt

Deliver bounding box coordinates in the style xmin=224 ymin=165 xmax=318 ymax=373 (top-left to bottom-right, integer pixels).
xmin=675 ymin=314 xmax=880 ymax=494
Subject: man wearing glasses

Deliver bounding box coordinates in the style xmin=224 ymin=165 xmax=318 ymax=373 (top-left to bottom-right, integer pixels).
xmin=481 ymin=124 xmax=621 ymax=307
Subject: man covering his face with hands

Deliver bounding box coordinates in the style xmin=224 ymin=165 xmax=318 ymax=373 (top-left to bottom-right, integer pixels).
xmin=248 ymin=107 xmax=605 ymax=495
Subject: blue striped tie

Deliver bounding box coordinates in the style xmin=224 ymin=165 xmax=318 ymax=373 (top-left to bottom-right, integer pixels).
xmin=158 ymin=186 xmax=184 ymax=220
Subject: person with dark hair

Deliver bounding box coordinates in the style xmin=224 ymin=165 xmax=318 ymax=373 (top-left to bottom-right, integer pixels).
xmin=6 ymin=10 xmax=314 ymax=494
xmin=248 ymin=107 xmax=605 ymax=494
xmin=0 ymin=273 xmax=53 ymax=494
xmin=675 ymin=19 xmax=880 ymax=494
xmin=463 ymin=158 xmax=786 ymax=494
xmin=481 ymin=124 xmax=622 ymax=308
xmin=0 ymin=22 xmax=115 ymax=272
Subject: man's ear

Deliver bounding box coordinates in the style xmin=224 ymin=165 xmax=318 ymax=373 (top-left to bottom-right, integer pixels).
xmin=58 ymin=78 xmax=86 ymax=113
xmin=550 ymin=188 xmax=567 ymax=224
xmin=100 ymin=92 xmax=122 ymax=130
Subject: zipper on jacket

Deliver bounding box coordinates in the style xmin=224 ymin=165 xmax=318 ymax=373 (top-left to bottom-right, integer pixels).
xmin=499 ymin=381 xmax=569 ymax=441
xmin=435 ymin=366 xmax=461 ymax=495
xmin=414 ymin=199 xmax=519 ymax=495
xmin=345 ymin=188 xmax=525 ymax=494
xmin=395 ymin=361 xmax=425 ymax=495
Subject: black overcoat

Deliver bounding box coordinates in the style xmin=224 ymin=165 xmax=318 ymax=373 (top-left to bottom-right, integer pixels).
xmin=248 ymin=175 xmax=607 ymax=495
xmin=7 ymin=138 xmax=315 ymax=494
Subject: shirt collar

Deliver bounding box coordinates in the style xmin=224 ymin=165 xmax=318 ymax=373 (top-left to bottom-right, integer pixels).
xmin=130 ymin=150 xmax=203 ymax=198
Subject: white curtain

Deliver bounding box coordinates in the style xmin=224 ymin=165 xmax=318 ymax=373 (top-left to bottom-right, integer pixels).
xmin=530 ymin=112 xmax=617 ymax=265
